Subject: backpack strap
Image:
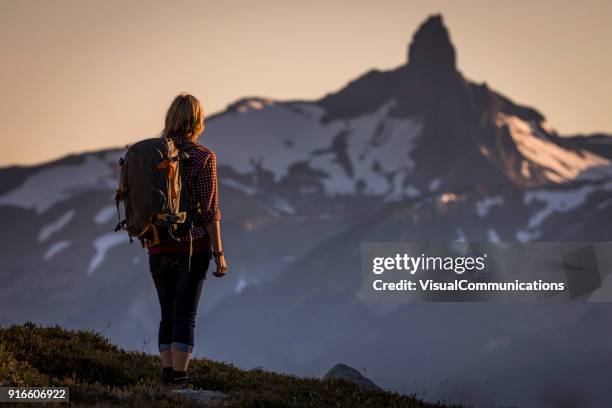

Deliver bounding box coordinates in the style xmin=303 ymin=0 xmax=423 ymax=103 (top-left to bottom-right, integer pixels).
xmin=172 ymin=140 xmax=202 ymax=214
xmin=173 ymin=140 xmax=200 ymax=156
xmin=113 ymin=156 xmax=130 ymax=238
xmin=166 ymin=139 xmax=200 ymax=272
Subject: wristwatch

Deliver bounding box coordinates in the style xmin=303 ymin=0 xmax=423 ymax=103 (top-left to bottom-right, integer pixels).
xmin=212 ymin=250 xmax=224 ymax=258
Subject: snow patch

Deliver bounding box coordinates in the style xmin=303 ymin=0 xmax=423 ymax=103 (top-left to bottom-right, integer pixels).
xmin=234 ymin=98 xmax=275 ymax=113
xmin=524 ymin=183 xmax=612 ymax=229
xmin=272 ymin=197 xmax=295 ymax=215
xmin=234 ymin=277 xmax=248 ymax=294
xmin=429 ymin=178 xmax=441 ymax=191
xmin=476 ymin=196 xmax=503 ymax=218
xmin=486 ymin=229 xmax=501 ymax=242
xmin=94 ymin=205 xmax=117 ymax=225
xmin=38 ymin=209 xmax=75 ymax=242
xmin=516 ymin=229 xmax=541 ymax=242
xmin=405 ymin=185 xmax=421 ymax=198
xmin=44 ymin=240 xmax=71 ymax=260
xmin=221 ymin=178 xmax=257 ymax=195
xmin=0 ymin=155 xmax=115 ymax=213
xmin=87 ymin=233 xmax=127 ymax=276
xmin=455 ymin=228 xmax=467 ymax=242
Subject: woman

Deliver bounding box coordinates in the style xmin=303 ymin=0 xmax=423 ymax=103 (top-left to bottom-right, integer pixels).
xmin=148 ymin=93 xmax=228 ymax=387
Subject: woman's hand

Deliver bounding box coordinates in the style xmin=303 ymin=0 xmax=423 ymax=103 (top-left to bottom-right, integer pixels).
xmin=213 ymin=254 xmax=228 ymax=277
xmin=206 ymin=221 xmax=227 ymax=277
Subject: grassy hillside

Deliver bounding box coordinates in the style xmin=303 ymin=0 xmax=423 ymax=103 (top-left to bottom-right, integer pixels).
xmin=0 ymin=323 xmax=456 ymax=407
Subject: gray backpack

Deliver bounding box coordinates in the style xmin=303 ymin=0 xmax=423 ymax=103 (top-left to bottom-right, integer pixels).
xmin=114 ymin=137 xmax=199 ymax=248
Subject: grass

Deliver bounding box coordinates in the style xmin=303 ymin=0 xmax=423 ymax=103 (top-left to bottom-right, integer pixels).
xmin=0 ymin=322 xmax=458 ymax=407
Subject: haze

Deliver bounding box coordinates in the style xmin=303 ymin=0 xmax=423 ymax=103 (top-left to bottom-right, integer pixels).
xmin=0 ymin=0 xmax=610 ymax=166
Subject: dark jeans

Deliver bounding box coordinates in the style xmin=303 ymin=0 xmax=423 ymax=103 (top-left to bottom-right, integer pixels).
xmin=149 ymin=250 xmax=210 ymax=353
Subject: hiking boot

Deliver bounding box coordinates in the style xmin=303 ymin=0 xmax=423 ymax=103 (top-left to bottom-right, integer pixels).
xmin=172 ymin=370 xmax=192 ymax=389
xmin=162 ymin=367 xmax=174 ymax=385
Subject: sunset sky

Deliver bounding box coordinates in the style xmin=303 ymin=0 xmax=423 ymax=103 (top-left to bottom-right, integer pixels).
xmin=1 ymin=0 xmax=610 ymax=166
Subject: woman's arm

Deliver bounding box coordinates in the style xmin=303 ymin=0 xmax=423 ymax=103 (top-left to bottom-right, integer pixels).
xmin=206 ymin=221 xmax=227 ymax=277
xmin=194 ymin=151 xmax=227 ymax=277
xmin=206 ymin=221 xmax=222 ymax=252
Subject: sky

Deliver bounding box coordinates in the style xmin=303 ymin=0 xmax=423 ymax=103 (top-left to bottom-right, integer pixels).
xmin=0 ymin=0 xmax=610 ymax=167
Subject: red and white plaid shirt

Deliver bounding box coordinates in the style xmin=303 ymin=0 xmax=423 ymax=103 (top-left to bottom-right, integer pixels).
xmin=148 ymin=135 xmax=221 ymax=254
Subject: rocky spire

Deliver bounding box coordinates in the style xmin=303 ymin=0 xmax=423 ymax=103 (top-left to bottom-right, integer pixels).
xmin=407 ymin=14 xmax=457 ymax=76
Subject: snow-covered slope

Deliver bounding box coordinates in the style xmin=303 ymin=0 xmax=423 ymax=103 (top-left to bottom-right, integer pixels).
xmin=1 ymin=14 xmax=611 ymax=408
xmin=209 ymin=101 xmax=423 ymax=196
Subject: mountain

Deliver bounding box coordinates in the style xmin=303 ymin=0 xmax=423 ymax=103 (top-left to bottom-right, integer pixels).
xmin=1 ymin=14 xmax=611 ymax=408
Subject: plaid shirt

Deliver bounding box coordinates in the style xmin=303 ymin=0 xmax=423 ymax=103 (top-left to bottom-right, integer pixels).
xmin=148 ymin=135 xmax=221 ymax=253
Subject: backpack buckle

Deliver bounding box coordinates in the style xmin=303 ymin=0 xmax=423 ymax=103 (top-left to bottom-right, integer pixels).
xmin=154 ymin=212 xmax=186 ymax=224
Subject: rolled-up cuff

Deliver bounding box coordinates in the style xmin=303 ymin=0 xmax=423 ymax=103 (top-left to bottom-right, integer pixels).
xmin=202 ymin=208 xmax=222 ymax=226
xmin=171 ymin=342 xmax=194 ymax=353
xmin=159 ymin=343 xmax=171 ymax=352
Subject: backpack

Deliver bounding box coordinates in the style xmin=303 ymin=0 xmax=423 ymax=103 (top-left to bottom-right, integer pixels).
xmin=114 ymin=137 xmax=200 ymax=248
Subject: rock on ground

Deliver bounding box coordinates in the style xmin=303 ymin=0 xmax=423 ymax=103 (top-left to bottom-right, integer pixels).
xmin=324 ymin=363 xmax=381 ymax=391
xmin=172 ymin=389 xmax=228 ymax=404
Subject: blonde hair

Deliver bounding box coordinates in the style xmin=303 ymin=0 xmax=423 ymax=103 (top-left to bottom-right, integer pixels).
xmin=161 ymin=93 xmax=205 ymax=140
